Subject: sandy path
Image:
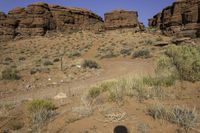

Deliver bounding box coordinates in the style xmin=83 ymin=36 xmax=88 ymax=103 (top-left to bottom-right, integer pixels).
xmin=0 ymin=58 xmax=155 ymax=104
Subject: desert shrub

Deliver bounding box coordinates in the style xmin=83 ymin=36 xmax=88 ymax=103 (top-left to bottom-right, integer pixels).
xmin=169 ymin=106 xmax=198 ymax=131
xmin=132 ymin=49 xmax=150 ymax=58
xmin=8 ymin=120 xmax=24 ymax=130
xmin=143 ymin=75 xmax=176 ymax=87
xmin=145 ymin=40 xmax=153 ymax=45
xmin=68 ymin=51 xmax=81 ymax=58
xmin=30 ymin=68 xmax=39 ymax=75
xmin=53 ymin=58 xmax=60 ymax=62
xmin=88 ymin=81 xmax=116 ymax=99
xmin=88 ymin=87 xmax=101 ymax=98
xmin=4 ymin=57 xmax=13 ymax=62
xmin=147 ymin=104 xmax=169 ymax=120
xmin=148 ymin=86 xmax=167 ymax=100
xmin=165 ymin=45 xmax=200 ymax=82
xmin=137 ymin=123 xmax=150 ymax=133
xmin=120 ymin=48 xmax=132 ymax=56
xmin=43 ymin=60 xmax=53 ymax=66
xmin=148 ymin=104 xmax=199 ymax=131
xmin=30 ymin=67 xmax=50 ymax=75
xmin=1 ymin=68 xmax=20 ymax=80
xmin=87 ymin=76 xmax=169 ymax=102
xmin=27 ymin=99 xmax=55 ymax=124
xmin=82 ymin=60 xmax=99 ymax=69
xmin=18 ymin=57 xmax=26 ymax=61
xmin=2 ymin=57 xmax=13 ymax=65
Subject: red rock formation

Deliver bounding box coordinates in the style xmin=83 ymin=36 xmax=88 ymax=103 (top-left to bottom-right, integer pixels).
xmin=148 ymin=0 xmax=200 ymax=37
xmin=0 ymin=2 xmax=103 ymax=42
xmin=104 ymin=10 xmax=142 ymax=31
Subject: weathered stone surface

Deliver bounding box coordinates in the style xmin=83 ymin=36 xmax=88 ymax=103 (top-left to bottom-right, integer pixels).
xmin=148 ymin=0 xmax=200 ymax=37
xmin=0 ymin=2 xmax=104 ymax=42
xmin=49 ymin=5 xmax=103 ymax=32
xmin=104 ymin=10 xmax=141 ymax=31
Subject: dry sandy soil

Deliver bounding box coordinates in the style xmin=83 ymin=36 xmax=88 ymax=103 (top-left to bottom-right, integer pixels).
xmin=0 ymin=29 xmax=200 ymax=133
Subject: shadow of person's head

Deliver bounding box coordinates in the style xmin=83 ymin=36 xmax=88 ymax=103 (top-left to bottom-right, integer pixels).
xmin=114 ymin=125 xmax=128 ymax=133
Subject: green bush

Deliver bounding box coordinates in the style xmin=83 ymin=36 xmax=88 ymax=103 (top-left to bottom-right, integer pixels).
xmin=132 ymin=49 xmax=150 ymax=58
xmin=82 ymin=60 xmax=99 ymax=69
xmin=165 ymin=45 xmax=200 ymax=82
xmin=1 ymin=68 xmax=20 ymax=80
xmin=27 ymin=99 xmax=55 ymax=124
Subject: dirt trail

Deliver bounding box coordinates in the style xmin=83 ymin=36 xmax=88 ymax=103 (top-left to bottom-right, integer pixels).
xmin=0 ymin=58 xmax=155 ymax=104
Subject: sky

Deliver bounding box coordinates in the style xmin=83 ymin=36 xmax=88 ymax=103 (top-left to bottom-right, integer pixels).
xmin=0 ymin=0 xmax=175 ymax=26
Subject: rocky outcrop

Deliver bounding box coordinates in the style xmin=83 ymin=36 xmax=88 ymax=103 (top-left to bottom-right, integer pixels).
xmin=148 ymin=0 xmax=200 ymax=37
xmin=0 ymin=2 xmax=103 ymax=42
xmin=104 ymin=10 xmax=142 ymax=31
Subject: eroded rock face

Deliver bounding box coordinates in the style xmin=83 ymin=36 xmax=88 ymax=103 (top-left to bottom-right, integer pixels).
xmin=148 ymin=0 xmax=200 ymax=37
xmin=104 ymin=10 xmax=142 ymax=31
xmin=0 ymin=2 xmax=103 ymax=42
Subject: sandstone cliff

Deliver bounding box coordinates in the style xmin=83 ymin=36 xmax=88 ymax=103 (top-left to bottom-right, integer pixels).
xmin=148 ymin=0 xmax=200 ymax=37
xmin=104 ymin=10 xmax=143 ymax=31
xmin=0 ymin=2 xmax=104 ymax=42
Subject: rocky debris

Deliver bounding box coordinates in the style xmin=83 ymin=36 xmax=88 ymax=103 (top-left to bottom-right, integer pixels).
xmin=148 ymin=0 xmax=200 ymax=37
xmin=154 ymin=41 xmax=170 ymax=47
xmin=171 ymin=37 xmax=192 ymax=45
xmin=104 ymin=10 xmax=142 ymax=31
xmin=0 ymin=2 xmax=104 ymax=42
xmin=54 ymin=92 xmax=67 ymax=99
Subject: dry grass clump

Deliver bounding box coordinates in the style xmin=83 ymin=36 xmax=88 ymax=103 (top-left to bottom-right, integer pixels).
xmin=8 ymin=120 xmax=24 ymax=130
xmin=27 ymin=99 xmax=55 ymax=124
xmin=132 ymin=49 xmax=151 ymax=58
xmin=68 ymin=51 xmax=81 ymax=58
xmin=147 ymin=104 xmax=199 ymax=132
xmin=82 ymin=60 xmax=100 ymax=69
xmin=1 ymin=68 xmax=20 ymax=80
xmin=137 ymin=123 xmax=150 ymax=133
xmin=87 ymin=75 xmax=168 ymax=103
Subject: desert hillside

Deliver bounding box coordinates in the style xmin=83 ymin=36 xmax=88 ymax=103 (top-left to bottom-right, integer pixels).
xmin=0 ymin=1 xmax=200 ymax=133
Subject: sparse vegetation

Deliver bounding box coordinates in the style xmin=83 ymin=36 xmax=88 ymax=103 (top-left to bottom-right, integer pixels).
xmin=27 ymin=99 xmax=55 ymax=124
xmin=120 ymin=48 xmax=133 ymax=56
xmin=43 ymin=60 xmax=53 ymax=66
xmin=148 ymin=104 xmax=199 ymax=131
xmin=143 ymin=75 xmax=176 ymax=87
xmin=164 ymin=45 xmax=200 ymax=82
xmin=87 ymin=75 xmax=168 ymax=103
xmin=1 ymin=68 xmax=20 ymax=80
xmin=145 ymin=39 xmax=153 ymax=45
xmin=147 ymin=103 xmax=168 ymax=120
xmin=68 ymin=51 xmax=81 ymax=58
xmin=132 ymin=49 xmax=151 ymax=58
xmin=137 ymin=123 xmax=150 ymax=133
xmin=8 ymin=120 xmax=24 ymax=130
xmin=82 ymin=60 xmax=99 ymax=69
